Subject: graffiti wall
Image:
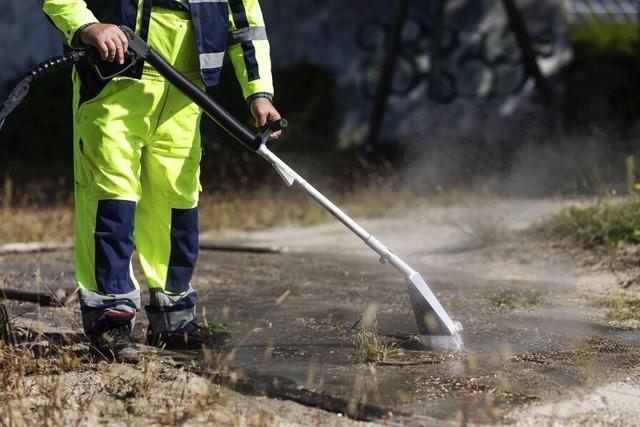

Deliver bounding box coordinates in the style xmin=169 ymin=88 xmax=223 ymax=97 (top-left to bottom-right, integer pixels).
xmin=2 ymin=0 xmax=571 ymax=145
xmin=261 ymin=0 xmax=571 ymax=144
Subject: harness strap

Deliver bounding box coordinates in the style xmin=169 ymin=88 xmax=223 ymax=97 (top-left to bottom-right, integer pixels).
xmin=153 ymin=0 xmax=190 ymax=12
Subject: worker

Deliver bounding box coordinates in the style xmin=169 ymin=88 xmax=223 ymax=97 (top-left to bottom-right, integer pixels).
xmin=41 ymin=0 xmax=282 ymax=362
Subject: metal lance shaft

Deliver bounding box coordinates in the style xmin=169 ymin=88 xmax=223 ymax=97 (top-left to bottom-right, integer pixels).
xmin=256 ymin=146 xmax=461 ymax=336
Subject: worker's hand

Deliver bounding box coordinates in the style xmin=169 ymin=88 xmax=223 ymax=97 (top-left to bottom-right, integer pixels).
xmin=80 ymin=23 xmax=129 ymax=65
xmin=250 ymin=97 xmax=282 ymax=142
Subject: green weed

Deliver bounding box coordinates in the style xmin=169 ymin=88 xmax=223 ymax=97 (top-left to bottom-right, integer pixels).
xmin=202 ymin=319 xmax=230 ymax=332
xmin=490 ymin=289 xmax=541 ymax=309
xmin=537 ymin=199 xmax=640 ymax=247
xmin=571 ymin=19 xmax=639 ymax=57
xmin=352 ymin=306 xmax=396 ymax=364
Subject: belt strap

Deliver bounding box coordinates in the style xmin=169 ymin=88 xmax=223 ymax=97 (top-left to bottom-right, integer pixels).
xmin=152 ymin=0 xmax=190 ymax=11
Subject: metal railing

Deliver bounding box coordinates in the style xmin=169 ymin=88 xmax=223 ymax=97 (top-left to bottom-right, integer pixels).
xmin=570 ymin=0 xmax=639 ymax=22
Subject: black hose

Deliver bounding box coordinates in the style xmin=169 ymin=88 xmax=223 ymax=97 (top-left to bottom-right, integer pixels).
xmin=145 ymin=49 xmax=261 ymax=151
xmin=0 ymin=50 xmax=87 ymax=131
xmin=2 ymin=29 xmax=283 ymax=153
xmin=28 ymin=50 xmax=87 ymax=79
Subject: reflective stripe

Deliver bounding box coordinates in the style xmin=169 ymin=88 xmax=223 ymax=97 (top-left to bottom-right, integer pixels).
xmin=189 ymin=0 xmax=227 ymax=3
xmin=146 ymin=287 xmax=198 ymax=333
xmin=79 ymin=289 xmax=141 ymax=311
xmin=199 ymin=52 xmax=225 ymax=69
xmin=79 ymin=288 xmax=140 ymax=336
xmin=228 ymin=26 xmax=268 ymax=45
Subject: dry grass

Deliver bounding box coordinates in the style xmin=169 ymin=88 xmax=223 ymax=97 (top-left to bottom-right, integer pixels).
xmin=197 ymin=183 xmax=415 ymax=232
xmin=537 ymin=198 xmax=640 ymax=317
xmin=599 ymin=293 xmax=640 ymax=328
xmin=0 ymin=301 xmax=222 ymax=426
xmin=0 ymin=340 xmax=93 ymax=426
xmin=454 ymin=215 xmax=508 ymax=248
xmin=0 ymin=337 xmax=356 ymax=426
xmin=490 ymin=289 xmax=543 ymax=310
xmin=0 ymin=182 xmax=415 ymax=244
xmin=0 ymin=207 xmax=74 ymax=245
xmin=0 ymin=342 xmax=224 ymax=426
xmin=352 ymin=305 xmax=397 ymax=364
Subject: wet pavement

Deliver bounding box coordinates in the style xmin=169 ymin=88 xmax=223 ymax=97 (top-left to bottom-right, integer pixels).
xmin=191 ymin=249 xmax=640 ymax=423
xmin=2 ymin=199 xmax=640 ymax=424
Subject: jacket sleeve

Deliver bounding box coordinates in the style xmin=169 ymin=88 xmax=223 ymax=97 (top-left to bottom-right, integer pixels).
xmin=40 ymin=0 xmax=99 ymax=47
xmin=227 ymin=0 xmax=274 ymax=100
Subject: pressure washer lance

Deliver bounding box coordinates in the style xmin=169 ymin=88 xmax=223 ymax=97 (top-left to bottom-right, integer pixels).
xmin=0 ymin=27 xmax=462 ymax=343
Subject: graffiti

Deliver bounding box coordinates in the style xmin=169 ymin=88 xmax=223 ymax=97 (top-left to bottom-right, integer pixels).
xmin=356 ymin=15 xmax=556 ymax=103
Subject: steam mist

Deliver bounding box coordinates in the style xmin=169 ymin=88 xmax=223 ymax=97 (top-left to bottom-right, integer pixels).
xmin=398 ymin=102 xmax=631 ymax=197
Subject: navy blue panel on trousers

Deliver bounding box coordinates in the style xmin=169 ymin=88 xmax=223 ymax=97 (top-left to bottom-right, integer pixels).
xmin=166 ymin=208 xmax=199 ymax=294
xmin=94 ymin=200 xmax=137 ymax=295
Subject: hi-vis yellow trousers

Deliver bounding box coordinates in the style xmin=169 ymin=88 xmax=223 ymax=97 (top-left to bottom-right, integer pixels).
xmin=73 ymin=8 xmax=203 ymax=336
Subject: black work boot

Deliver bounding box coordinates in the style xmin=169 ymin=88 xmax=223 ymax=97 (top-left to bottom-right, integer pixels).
xmin=146 ymin=322 xmax=232 ymax=350
xmin=93 ymin=324 xmax=139 ymax=363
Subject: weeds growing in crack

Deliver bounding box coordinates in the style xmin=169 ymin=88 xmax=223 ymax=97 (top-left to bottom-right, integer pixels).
xmin=352 ymin=305 xmax=397 ymax=364
xmin=133 ymin=357 xmax=156 ymax=398
xmin=599 ymin=292 xmax=640 ymax=326
xmin=490 ymin=288 xmax=542 ymax=310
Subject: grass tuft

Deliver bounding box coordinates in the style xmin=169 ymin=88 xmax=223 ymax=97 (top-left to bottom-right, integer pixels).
xmin=202 ymin=319 xmax=230 ymax=332
xmin=490 ymin=289 xmax=542 ymax=309
xmin=455 ymin=216 xmax=507 ymax=248
xmin=537 ymin=199 xmax=640 ymax=247
xmin=352 ymin=306 xmax=396 ymax=364
xmin=599 ymin=294 xmax=640 ymax=324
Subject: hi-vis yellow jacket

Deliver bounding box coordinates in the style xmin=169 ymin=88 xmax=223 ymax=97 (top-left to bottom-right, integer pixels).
xmin=40 ymin=0 xmax=274 ymax=99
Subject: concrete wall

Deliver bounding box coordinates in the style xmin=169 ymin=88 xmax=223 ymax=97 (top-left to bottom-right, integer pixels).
xmin=262 ymin=0 xmax=571 ymax=144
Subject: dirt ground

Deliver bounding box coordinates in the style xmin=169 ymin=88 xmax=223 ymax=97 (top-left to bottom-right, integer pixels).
xmin=0 ymin=352 xmax=362 ymax=426
xmin=1 ymin=197 xmax=639 ymax=425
